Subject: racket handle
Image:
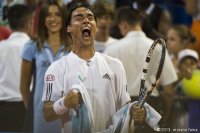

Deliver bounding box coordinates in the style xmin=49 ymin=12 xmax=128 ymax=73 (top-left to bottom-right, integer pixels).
xmin=134 ymin=122 xmax=145 ymax=133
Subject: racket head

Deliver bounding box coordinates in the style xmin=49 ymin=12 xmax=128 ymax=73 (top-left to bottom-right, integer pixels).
xmin=137 ymin=38 xmax=166 ymax=108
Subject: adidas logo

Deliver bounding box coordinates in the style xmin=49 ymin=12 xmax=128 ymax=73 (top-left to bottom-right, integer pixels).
xmin=103 ymin=73 xmax=110 ymax=80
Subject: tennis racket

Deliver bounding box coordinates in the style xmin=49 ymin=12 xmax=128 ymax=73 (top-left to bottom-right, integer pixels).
xmin=137 ymin=38 xmax=166 ymax=108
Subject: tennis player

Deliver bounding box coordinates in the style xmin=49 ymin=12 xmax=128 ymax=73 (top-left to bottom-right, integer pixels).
xmin=42 ymin=2 xmax=159 ymax=132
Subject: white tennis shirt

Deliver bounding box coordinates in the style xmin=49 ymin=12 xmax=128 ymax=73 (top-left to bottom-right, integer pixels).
xmin=42 ymin=51 xmax=130 ymax=132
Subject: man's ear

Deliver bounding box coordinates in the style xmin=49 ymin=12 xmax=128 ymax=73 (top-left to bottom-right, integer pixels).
xmin=67 ymin=25 xmax=71 ymax=33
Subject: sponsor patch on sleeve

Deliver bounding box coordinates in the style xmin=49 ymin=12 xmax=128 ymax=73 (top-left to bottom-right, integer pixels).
xmin=46 ymin=74 xmax=55 ymax=81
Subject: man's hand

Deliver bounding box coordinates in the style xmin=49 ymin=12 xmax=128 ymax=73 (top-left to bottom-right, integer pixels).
xmin=64 ymin=90 xmax=82 ymax=110
xmin=131 ymin=104 xmax=146 ymax=123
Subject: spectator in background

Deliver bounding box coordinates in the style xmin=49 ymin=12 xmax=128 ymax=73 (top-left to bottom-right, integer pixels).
xmin=92 ymin=0 xmax=117 ymax=53
xmin=104 ymin=6 xmax=178 ymax=132
xmin=155 ymin=7 xmax=172 ymax=37
xmin=111 ymin=0 xmax=172 ymax=39
xmin=167 ymin=24 xmax=196 ymax=69
xmin=153 ymin=0 xmax=192 ymax=26
xmin=0 ymin=25 xmax=11 ymax=41
xmin=185 ymin=0 xmax=200 ymax=57
xmin=166 ymin=24 xmax=196 ymax=130
xmin=177 ymin=49 xmax=200 ymax=132
xmin=20 ymin=1 xmax=70 ymax=133
xmin=132 ymin=0 xmax=171 ymax=39
xmin=0 ymin=4 xmax=33 ymax=132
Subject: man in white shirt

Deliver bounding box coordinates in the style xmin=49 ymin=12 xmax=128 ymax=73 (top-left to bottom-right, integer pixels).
xmin=0 ymin=4 xmax=33 ymax=131
xmin=104 ymin=7 xmax=178 ymax=132
xmin=42 ymin=2 xmax=152 ymax=133
xmin=93 ymin=0 xmax=117 ymax=53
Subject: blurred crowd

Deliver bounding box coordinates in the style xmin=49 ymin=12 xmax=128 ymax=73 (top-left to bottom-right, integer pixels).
xmin=0 ymin=0 xmax=200 ymax=133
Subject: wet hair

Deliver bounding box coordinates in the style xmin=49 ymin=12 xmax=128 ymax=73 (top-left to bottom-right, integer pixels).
xmin=172 ymin=25 xmax=196 ymax=44
xmin=66 ymin=1 xmax=96 ymax=26
xmin=7 ymin=4 xmax=33 ymax=30
xmin=92 ymin=0 xmax=114 ymax=20
xmin=37 ymin=0 xmax=70 ymax=51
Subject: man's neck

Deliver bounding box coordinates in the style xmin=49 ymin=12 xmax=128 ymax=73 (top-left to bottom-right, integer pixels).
xmin=124 ymin=25 xmax=142 ymax=36
xmin=73 ymin=48 xmax=95 ymax=60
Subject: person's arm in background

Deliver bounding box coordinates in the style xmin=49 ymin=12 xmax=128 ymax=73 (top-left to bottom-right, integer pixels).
xmin=162 ymin=84 xmax=175 ymax=126
xmin=159 ymin=50 xmax=178 ymax=127
xmin=20 ymin=60 xmax=33 ymax=108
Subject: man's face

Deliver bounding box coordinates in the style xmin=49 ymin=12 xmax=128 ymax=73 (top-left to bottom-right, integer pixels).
xmin=179 ymin=57 xmax=198 ymax=79
xmin=118 ymin=21 xmax=127 ymax=37
xmin=96 ymin=14 xmax=112 ymax=34
xmin=67 ymin=7 xmax=98 ymax=47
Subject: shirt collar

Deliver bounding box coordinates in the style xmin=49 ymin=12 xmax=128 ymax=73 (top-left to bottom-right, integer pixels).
xmin=8 ymin=32 xmax=30 ymax=40
xmin=126 ymin=31 xmax=146 ymax=38
xmin=70 ymin=51 xmax=97 ymax=65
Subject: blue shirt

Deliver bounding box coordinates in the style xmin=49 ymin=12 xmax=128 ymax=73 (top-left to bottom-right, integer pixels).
xmin=22 ymin=41 xmax=69 ymax=133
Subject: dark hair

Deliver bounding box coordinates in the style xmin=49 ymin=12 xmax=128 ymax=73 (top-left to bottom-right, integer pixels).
xmin=7 ymin=4 xmax=33 ymax=30
xmin=115 ymin=6 xmax=141 ymax=26
xmin=37 ymin=0 xmax=70 ymax=51
xmin=66 ymin=1 xmax=96 ymax=26
xmin=172 ymin=25 xmax=196 ymax=44
xmin=92 ymin=0 xmax=114 ymax=20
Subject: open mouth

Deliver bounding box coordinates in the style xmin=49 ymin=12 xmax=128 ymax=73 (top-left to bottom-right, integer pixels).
xmin=82 ymin=27 xmax=91 ymax=40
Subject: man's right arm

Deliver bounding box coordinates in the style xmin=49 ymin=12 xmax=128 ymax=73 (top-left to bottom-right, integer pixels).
xmin=43 ymin=90 xmax=81 ymax=122
xmin=43 ymin=101 xmax=61 ymax=122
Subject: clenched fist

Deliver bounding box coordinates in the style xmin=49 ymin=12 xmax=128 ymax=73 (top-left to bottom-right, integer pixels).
xmin=131 ymin=104 xmax=146 ymax=123
xmin=64 ymin=90 xmax=82 ymax=110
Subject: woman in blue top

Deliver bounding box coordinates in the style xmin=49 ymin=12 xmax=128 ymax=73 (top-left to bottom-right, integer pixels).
xmin=20 ymin=1 xmax=70 ymax=133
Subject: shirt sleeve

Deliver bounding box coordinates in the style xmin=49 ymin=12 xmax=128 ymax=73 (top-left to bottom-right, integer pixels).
xmin=42 ymin=60 xmax=64 ymax=102
xmin=21 ymin=40 xmax=37 ymax=62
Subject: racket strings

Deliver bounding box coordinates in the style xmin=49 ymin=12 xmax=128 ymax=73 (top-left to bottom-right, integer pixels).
xmin=145 ymin=43 xmax=163 ymax=90
xmin=137 ymin=38 xmax=166 ymax=108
